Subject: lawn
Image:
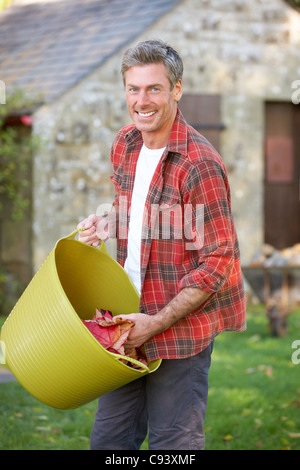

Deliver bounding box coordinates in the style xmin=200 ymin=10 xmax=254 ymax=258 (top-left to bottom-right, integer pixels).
xmin=0 ymin=305 xmax=300 ymax=450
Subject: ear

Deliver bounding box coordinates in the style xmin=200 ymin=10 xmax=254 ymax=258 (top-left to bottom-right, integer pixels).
xmin=173 ymin=79 xmax=183 ymax=103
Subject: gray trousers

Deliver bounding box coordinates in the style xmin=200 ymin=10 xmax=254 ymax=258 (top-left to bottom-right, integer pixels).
xmin=90 ymin=341 xmax=213 ymax=450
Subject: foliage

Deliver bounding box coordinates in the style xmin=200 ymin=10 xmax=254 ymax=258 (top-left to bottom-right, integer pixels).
xmin=0 ymin=87 xmax=39 ymax=222
xmin=0 ymin=306 xmax=300 ymax=450
xmin=0 ymin=87 xmax=41 ymax=314
xmin=284 ymin=0 xmax=300 ymax=10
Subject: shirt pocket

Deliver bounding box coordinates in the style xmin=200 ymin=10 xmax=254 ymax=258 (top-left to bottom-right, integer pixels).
xmin=157 ymin=190 xmax=183 ymax=242
xmin=159 ymin=187 xmax=181 ymax=207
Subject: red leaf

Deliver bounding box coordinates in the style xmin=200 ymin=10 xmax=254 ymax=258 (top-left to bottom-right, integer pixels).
xmin=81 ymin=309 xmax=147 ymax=368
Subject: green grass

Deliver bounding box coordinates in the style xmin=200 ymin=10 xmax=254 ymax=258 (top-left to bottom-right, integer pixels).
xmin=205 ymin=306 xmax=300 ymax=450
xmin=1 ymin=305 xmax=300 ymax=450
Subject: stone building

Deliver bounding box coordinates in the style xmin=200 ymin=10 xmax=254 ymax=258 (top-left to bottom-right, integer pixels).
xmin=0 ymin=0 xmax=300 ymax=306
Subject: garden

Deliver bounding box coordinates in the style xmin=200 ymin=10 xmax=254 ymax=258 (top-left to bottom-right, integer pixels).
xmin=1 ymin=304 xmax=300 ymax=450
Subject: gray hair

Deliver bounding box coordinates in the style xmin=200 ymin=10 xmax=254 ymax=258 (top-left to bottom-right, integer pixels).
xmin=121 ymin=40 xmax=183 ymax=89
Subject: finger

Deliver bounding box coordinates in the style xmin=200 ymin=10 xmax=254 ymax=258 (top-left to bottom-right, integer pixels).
xmin=80 ymin=226 xmax=96 ymax=237
xmin=77 ymin=220 xmax=86 ymax=229
xmin=86 ymin=214 xmax=99 ymax=226
xmin=78 ymin=214 xmax=99 ymax=230
xmin=78 ymin=230 xmax=95 ymax=244
xmin=81 ymin=234 xmax=99 ymax=245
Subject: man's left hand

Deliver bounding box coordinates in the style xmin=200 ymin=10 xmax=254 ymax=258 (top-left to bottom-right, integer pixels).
xmin=114 ymin=313 xmax=160 ymax=352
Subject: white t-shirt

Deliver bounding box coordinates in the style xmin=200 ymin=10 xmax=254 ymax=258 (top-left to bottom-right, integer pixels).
xmin=124 ymin=144 xmax=165 ymax=294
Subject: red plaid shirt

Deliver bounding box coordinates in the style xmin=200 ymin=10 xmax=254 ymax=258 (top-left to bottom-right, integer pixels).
xmin=110 ymin=109 xmax=246 ymax=360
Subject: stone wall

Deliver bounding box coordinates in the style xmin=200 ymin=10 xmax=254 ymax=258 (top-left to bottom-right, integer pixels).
xmin=32 ymin=0 xmax=300 ymax=270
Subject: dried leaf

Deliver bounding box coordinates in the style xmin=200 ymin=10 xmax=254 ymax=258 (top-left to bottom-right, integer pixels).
xmin=222 ymin=434 xmax=233 ymax=441
xmin=82 ymin=309 xmax=134 ymax=353
xmin=82 ymin=309 xmax=148 ymax=369
xmin=52 ymin=428 xmax=62 ymax=434
xmin=36 ymin=415 xmax=49 ymax=421
xmin=35 ymin=426 xmax=51 ymax=432
xmin=287 ymin=432 xmax=300 ymax=438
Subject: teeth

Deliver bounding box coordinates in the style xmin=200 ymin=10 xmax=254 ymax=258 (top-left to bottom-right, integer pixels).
xmin=138 ymin=111 xmax=156 ymax=117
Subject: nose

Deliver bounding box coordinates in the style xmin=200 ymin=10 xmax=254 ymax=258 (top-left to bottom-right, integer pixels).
xmin=136 ymin=90 xmax=150 ymax=107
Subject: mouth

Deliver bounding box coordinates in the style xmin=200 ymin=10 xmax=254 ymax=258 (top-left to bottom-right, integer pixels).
xmin=136 ymin=111 xmax=157 ymax=117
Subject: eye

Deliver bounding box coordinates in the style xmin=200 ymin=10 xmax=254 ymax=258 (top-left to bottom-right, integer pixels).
xmin=128 ymin=87 xmax=138 ymax=93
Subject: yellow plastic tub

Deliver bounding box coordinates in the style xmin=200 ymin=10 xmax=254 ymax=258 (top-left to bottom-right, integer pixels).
xmin=0 ymin=229 xmax=161 ymax=409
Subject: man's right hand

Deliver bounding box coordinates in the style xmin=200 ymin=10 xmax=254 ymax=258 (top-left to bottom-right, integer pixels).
xmin=77 ymin=214 xmax=110 ymax=247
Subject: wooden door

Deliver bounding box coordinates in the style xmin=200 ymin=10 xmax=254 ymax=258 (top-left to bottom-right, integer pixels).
xmin=264 ymin=102 xmax=300 ymax=249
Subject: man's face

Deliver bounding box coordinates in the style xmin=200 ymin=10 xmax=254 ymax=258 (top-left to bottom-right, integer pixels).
xmin=125 ymin=62 xmax=182 ymax=148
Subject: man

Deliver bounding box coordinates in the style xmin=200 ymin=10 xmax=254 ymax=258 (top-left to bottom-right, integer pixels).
xmin=78 ymin=40 xmax=246 ymax=450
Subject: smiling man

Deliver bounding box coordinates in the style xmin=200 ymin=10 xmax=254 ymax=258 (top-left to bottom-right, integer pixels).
xmin=125 ymin=61 xmax=182 ymax=149
xmin=78 ymin=40 xmax=246 ymax=450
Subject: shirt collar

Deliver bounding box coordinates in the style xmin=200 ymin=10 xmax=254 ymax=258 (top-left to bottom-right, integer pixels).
xmin=125 ymin=108 xmax=188 ymax=157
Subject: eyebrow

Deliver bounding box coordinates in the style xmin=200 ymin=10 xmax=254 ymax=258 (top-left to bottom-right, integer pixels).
xmin=126 ymin=83 xmax=162 ymax=88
